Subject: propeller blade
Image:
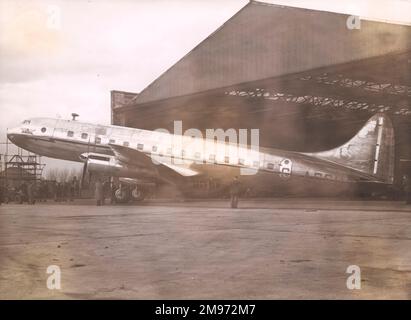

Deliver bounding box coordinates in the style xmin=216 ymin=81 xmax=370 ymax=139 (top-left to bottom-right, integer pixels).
xmin=81 ymin=161 xmax=88 ymax=187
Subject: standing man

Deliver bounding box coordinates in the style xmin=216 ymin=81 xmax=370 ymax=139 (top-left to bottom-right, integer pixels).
xmin=27 ymin=181 xmax=35 ymax=205
xmin=103 ymin=180 xmax=110 ymax=203
xmin=0 ymin=184 xmax=4 ymax=205
xmin=111 ymin=181 xmax=117 ymax=205
xmin=69 ymin=178 xmax=75 ymax=202
xmin=230 ymin=176 xmax=241 ymax=209
xmin=402 ymin=174 xmax=411 ymax=204
xmin=55 ymin=182 xmax=60 ymax=202
xmin=62 ymin=182 xmax=69 ymax=202
xmin=20 ymin=181 xmax=28 ymax=204
xmin=95 ymin=178 xmax=104 ymax=206
xmin=72 ymin=176 xmax=79 ymax=198
xmin=2 ymin=184 xmax=9 ymax=204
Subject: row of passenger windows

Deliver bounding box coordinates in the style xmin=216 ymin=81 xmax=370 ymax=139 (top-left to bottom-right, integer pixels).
xmin=48 ymin=129 xmax=341 ymax=178
xmin=41 ymin=126 xmax=341 ymax=178
xmin=139 ymin=143 xmax=265 ymax=168
xmin=63 ymin=131 xmax=281 ymax=169
xmin=66 ymin=131 xmax=118 ymax=145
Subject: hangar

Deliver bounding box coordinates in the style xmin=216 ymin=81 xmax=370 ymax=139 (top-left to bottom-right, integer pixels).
xmin=111 ymin=1 xmax=411 ymax=196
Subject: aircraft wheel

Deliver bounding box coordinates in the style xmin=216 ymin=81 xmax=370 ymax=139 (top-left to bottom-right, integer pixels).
xmin=115 ymin=188 xmax=130 ymax=204
xmin=131 ymin=187 xmax=145 ymax=202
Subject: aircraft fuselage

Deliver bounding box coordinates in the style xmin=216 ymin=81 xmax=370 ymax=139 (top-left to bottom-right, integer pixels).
xmin=7 ymin=115 xmax=394 ymax=191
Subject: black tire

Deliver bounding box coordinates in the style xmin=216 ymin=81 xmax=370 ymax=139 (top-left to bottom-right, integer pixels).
xmin=131 ymin=187 xmax=145 ymax=202
xmin=115 ymin=188 xmax=130 ymax=204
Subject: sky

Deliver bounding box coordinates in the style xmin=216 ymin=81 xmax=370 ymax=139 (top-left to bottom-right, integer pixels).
xmin=1 ymin=0 xmax=410 ymax=173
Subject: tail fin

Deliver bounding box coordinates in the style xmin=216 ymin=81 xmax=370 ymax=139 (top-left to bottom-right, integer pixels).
xmin=309 ymin=113 xmax=395 ymax=184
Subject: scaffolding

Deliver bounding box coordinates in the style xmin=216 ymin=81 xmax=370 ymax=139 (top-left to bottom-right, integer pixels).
xmin=0 ymin=136 xmax=45 ymax=187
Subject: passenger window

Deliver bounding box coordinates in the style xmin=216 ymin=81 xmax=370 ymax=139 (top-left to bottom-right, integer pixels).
xmin=123 ymin=141 xmax=129 ymax=147
xmin=209 ymin=154 xmax=216 ymax=162
xmin=238 ymin=158 xmax=245 ymax=165
xmin=325 ymin=174 xmax=333 ymax=180
xmin=109 ymin=139 xmax=115 ymax=144
xmin=166 ymin=147 xmax=172 ymax=155
xmin=194 ymin=152 xmax=201 ymax=159
xmin=315 ymin=172 xmax=322 ymax=178
xmin=137 ymin=143 xmax=144 ymax=150
xmin=253 ymin=161 xmax=259 ymax=168
xmin=81 ymin=133 xmax=88 ymax=139
xmin=152 ymin=146 xmax=157 ymax=152
xmin=181 ymin=150 xmax=185 ymax=157
xmin=224 ymin=156 xmax=230 ymax=164
xmin=95 ymin=137 xmax=101 ymax=144
xmin=267 ymin=163 xmax=274 ymax=170
xmin=67 ymin=131 xmax=74 ymax=137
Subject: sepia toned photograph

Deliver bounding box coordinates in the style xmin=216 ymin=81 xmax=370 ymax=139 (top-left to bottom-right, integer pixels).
xmin=0 ymin=0 xmax=411 ymax=306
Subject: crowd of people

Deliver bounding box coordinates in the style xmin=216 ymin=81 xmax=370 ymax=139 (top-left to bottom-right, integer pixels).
xmin=0 ymin=176 xmax=81 ymax=205
xmin=1 ymin=174 xmax=411 ymax=206
xmin=0 ymin=175 xmax=120 ymax=206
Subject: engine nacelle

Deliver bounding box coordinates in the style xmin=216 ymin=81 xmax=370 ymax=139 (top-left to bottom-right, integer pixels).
xmin=80 ymin=153 xmax=155 ymax=178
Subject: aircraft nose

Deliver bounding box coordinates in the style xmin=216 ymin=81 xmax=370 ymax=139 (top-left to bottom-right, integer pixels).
xmin=7 ymin=133 xmax=16 ymax=144
xmin=7 ymin=127 xmax=22 ymax=143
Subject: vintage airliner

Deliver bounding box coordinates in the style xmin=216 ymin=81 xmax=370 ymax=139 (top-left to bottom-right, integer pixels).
xmin=7 ymin=113 xmax=395 ymax=202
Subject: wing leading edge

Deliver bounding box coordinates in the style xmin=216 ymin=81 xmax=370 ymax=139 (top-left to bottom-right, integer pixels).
xmin=108 ymin=144 xmax=199 ymax=184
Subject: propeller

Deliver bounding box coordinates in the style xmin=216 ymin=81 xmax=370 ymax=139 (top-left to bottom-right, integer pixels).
xmin=79 ymin=153 xmax=93 ymax=188
xmin=81 ymin=160 xmax=88 ymax=188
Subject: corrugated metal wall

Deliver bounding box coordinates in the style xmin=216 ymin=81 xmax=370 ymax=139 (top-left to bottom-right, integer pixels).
xmin=134 ymin=1 xmax=411 ymax=105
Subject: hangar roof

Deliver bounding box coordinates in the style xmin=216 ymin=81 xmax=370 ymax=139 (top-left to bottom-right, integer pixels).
xmin=131 ymin=1 xmax=411 ymax=105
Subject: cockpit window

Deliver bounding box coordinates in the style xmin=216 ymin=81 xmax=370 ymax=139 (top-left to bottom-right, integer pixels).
xmin=23 ymin=120 xmax=31 ymax=125
xmin=41 ymin=127 xmax=47 ymax=133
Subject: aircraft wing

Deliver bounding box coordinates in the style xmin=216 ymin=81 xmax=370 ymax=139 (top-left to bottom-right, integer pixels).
xmin=108 ymin=144 xmax=199 ymax=183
